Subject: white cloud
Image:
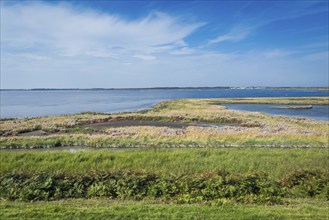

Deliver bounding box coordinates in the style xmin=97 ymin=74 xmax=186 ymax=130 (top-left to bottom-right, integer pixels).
xmin=170 ymin=47 xmax=195 ymax=55
xmin=1 ymin=2 xmax=204 ymax=58
xmin=84 ymin=49 xmax=118 ymax=59
xmin=133 ymin=54 xmax=157 ymax=61
xmin=207 ymin=27 xmax=252 ymax=45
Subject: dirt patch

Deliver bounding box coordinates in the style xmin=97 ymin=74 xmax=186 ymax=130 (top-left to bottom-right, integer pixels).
xmin=83 ymin=120 xmax=188 ymax=129
xmin=18 ymin=130 xmax=49 ymax=137
xmin=82 ymin=120 xmax=234 ymax=129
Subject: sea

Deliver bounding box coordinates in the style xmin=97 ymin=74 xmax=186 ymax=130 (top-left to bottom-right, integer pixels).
xmin=1 ymin=89 xmax=328 ymax=120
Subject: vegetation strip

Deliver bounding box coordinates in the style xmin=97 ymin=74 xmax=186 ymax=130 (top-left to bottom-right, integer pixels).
xmin=1 ymin=148 xmax=328 ymax=204
xmin=1 ymin=170 xmax=328 ymax=204
xmin=1 ymin=148 xmax=328 ymax=178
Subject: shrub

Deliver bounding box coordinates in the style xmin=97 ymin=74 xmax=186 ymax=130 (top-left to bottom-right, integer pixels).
xmin=281 ymin=170 xmax=329 ymax=199
xmin=1 ymin=170 xmax=327 ymax=203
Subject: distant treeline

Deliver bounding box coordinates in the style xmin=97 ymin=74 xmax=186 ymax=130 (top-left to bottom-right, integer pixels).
xmin=1 ymin=86 xmax=328 ymax=91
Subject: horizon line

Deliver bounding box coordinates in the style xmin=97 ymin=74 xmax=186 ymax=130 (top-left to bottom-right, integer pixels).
xmin=1 ymin=86 xmax=329 ymax=91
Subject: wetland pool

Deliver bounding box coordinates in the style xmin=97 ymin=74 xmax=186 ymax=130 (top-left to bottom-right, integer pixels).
xmin=223 ymin=104 xmax=329 ymax=121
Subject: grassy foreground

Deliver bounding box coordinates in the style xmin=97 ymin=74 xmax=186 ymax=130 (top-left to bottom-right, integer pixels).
xmin=1 ymin=198 xmax=328 ymax=220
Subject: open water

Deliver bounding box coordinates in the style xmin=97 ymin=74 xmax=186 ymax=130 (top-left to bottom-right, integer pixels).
xmin=1 ymin=89 xmax=328 ymax=120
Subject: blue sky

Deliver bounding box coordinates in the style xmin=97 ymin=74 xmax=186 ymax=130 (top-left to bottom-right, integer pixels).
xmin=1 ymin=0 xmax=328 ymax=89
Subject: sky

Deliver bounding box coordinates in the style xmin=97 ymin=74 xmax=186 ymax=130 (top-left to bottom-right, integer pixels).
xmin=1 ymin=0 xmax=328 ymax=89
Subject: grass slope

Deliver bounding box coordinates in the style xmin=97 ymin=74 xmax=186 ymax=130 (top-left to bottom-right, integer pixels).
xmin=1 ymin=148 xmax=328 ymax=204
xmin=1 ymin=148 xmax=328 ymax=178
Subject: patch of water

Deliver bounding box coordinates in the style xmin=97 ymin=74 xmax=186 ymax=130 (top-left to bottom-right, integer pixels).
xmin=223 ymin=104 xmax=329 ymax=121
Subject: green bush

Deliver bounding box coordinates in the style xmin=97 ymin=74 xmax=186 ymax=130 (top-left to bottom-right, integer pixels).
xmin=281 ymin=170 xmax=329 ymax=199
xmin=1 ymin=169 xmax=327 ymax=204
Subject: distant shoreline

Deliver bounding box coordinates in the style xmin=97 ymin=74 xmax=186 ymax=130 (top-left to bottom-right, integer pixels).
xmin=1 ymin=86 xmax=328 ymax=91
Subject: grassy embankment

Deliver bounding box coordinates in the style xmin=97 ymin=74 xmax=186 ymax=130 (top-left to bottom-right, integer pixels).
xmin=1 ymin=148 xmax=328 ymax=178
xmin=1 ymin=148 xmax=328 ymax=203
xmin=1 ymin=148 xmax=329 ymax=218
xmin=1 ymin=97 xmax=328 ymax=148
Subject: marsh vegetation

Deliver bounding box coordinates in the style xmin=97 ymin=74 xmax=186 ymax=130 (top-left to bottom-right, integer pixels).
xmin=1 ymin=97 xmax=328 ymax=219
xmin=1 ymin=97 xmax=328 ymax=149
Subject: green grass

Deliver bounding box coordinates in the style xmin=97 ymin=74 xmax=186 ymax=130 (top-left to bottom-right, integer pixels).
xmin=1 ymin=148 xmax=328 ymax=179
xmin=1 ymin=148 xmax=328 ymax=204
xmin=1 ymin=198 xmax=328 ymax=220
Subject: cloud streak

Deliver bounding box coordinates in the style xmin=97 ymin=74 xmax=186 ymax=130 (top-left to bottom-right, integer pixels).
xmin=1 ymin=2 xmax=204 ymax=59
xmin=207 ymin=26 xmax=252 ymax=45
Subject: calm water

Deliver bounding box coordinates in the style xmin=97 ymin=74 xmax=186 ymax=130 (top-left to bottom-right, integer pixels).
xmin=1 ymin=89 xmax=328 ymax=119
xmin=223 ymin=104 xmax=329 ymax=121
